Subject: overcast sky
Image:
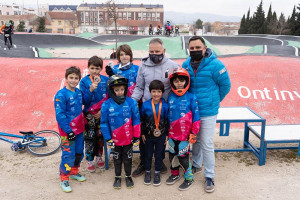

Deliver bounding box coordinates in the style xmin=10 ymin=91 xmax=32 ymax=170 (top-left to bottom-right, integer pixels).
xmin=4 ymin=0 xmax=299 ymax=18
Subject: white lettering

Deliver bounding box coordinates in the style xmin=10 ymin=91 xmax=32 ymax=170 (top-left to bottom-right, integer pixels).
xmin=274 ymin=88 xmax=280 ymax=100
xmin=263 ymin=88 xmax=272 ymax=100
xmin=293 ymin=91 xmax=300 ymax=99
xmin=280 ymin=91 xmax=294 ymax=101
xmin=238 ymin=86 xmax=251 ymax=98
xmin=253 ymin=90 xmax=265 ymax=100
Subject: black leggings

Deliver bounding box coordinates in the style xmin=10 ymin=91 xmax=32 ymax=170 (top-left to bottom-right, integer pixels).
xmin=4 ymin=33 xmax=12 ymax=46
xmin=113 ymin=144 xmax=133 ymax=176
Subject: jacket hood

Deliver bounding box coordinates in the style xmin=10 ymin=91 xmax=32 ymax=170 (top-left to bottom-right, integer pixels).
xmin=141 ymin=54 xmax=169 ymax=67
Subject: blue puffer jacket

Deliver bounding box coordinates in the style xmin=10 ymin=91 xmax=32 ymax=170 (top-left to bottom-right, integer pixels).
xmin=182 ymin=49 xmax=231 ymax=117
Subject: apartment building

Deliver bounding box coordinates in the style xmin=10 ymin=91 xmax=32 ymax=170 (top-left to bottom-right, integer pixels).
xmin=77 ymin=3 xmax=164 ymax=34
xmin=45 ymin=12 xmax=78 ymax=34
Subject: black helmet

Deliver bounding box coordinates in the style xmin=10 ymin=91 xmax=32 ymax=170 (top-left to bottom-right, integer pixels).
xmin=108 ymin=74 xmax=128 ymax=104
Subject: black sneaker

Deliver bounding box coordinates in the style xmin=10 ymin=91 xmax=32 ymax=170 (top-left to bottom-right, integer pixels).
xmin=166 ymin=175 xmax=181 ymax=185
xmin=125 ymin=176 xmax=134 ymax=189
xmin=153 ymin=172 xmax=161 ymax=186
xmin=192 ymin=165 xmax=202 ymax=174
xmin=160 ymin=162 xmax=167 ymax=174
xmin=144 ymin=171 xmax=151 ymax=185
xmin=178 ymin=179 xmax=194 ymax=191
xmin=205 ymin=177 xmax=215 ymax=193
xmin=113 ymin=176 xmax=121 ymax=189
xmin=132 ymin=163 xmax=145 ymax=177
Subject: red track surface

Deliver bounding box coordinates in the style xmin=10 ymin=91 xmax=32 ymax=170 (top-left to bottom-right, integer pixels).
xmin=0 ymin=56 xmax=299 ymax=133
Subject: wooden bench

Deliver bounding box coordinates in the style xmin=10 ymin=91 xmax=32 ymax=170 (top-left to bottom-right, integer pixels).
xmin=248 ymin=124 xmax=300 ymax=165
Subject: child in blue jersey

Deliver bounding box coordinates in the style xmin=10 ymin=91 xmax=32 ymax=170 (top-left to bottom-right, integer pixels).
xmin=141 ymin=80 xmax=169 ymax=186
xmin=100 ymin=75 xmax=141 ymax=189
xmin=166 ymin=68 xmax=201 ymax=191
xmin=105 ymin=44 xmax=139 ymax=97
xmin=80 ymin=56 xmax=108 ymax=172
xmin=54 ymin=66 xmax=88 ymax=193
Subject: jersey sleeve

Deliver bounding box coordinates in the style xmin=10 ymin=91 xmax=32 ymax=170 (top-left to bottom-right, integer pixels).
xmin=54 ymin=92 xmax=72 ymax=134
xmin=131 ymin=99 xmax=141 ymax=138
xmin=79 ymin=79 xmax=92 ymax=106
xmin=100 ymin=101 xmax=112 ymax=141
xmin=191 ymin=94 xmax=201 ymax=134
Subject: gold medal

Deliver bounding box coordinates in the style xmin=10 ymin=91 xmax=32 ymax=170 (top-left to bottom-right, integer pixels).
xmin=152 ymin=99 xmax=162 ymax=137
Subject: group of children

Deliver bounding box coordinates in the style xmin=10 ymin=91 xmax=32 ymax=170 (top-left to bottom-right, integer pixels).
xmin=54 ymin=44 xmax=201 ymax=193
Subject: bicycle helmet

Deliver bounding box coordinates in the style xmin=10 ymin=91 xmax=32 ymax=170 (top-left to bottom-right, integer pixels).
xmin=169 ymin=68 xmax=190 ymax=96
xmin=107 ymin=74 xmax=128 ymax=104
xmin=5 ymin=21 xmax=11 ymax=27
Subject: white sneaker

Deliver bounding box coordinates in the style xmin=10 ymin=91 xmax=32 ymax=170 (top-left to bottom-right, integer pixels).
xmin=86 ymin=161 xmax=95 ymax=172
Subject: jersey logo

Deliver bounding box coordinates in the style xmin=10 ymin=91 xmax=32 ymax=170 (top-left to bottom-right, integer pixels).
xmin=219 ymin=68 xmax=226 ymax=74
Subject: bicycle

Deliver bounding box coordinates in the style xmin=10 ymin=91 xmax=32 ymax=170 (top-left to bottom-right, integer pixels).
xmin=0 ymin=130 xmax=62 ymax=156
xmin=0 ymin=32 xmax=12 ymax=50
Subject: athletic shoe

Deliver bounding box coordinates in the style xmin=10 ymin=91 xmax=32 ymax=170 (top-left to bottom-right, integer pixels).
xmin=160 ymin=162 xmax=167 ymax=174
xmin=95 ymin=156 xmax=105 ymax=169
xmin=153 ymin=172 xmax=161 ymax=186
xmin=166 ymin=175 xmax=181 ymax=185
xmin=69 ymin=173 xmax=86 ymax=182
xmin=205 ymin=177 xmax=215 ymax=193
xmin=60 ymin=180 xmax=72 ymax=193
xmin=113 ymin=176 xmax=121 ymax=189
xmin=192 ymin=165 xmax=202 ymax=174
xmin=178 ymin=179 xmax=194 ymax=191
xmin=125 ymin=176 xmax=134 ymax=189
xmin=86 ymin=161 xmax=95 ymax=172
xmin=144 ymin=171 xmax=151 ymax=185
xmin=132 ymin=163 xmax=145 ymax=177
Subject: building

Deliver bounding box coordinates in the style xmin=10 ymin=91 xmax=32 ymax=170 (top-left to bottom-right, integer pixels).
xmin=49 ymin=5 xmax=78 ymax=13
xmin=0 ymin=3 xmax=23 ymax=15
xmin=77 ymin=3 xmax=164 ymax=34
xmin=45 ymin=12 xmax=78 ymax=34
xmin=0 ymin=14 xmax=38 ymax=31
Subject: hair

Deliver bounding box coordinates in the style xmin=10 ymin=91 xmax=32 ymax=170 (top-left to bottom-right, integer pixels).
xmin=149 ymin=38 xmax=164 ymax=47
xmin=116 ymin=44 xmax=133 ymax=62
xmin=149 ymin=80 xmax=165 ymax=93
xmin=65 ymin=66 xmax=81 ymax=80
xmin=112 ymin=84 xmax=126 ymax=90
xmin=88 ymin=56 xmax=103 ymax=68
xmin=188 ymin=36 xmax=206 ymax=45
xmin=173 ymin=76 xmax=186 ymax=82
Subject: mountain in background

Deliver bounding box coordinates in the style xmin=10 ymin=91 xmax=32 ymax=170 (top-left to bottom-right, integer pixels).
xmin=165 ymin=11 xmax=241 ymax=24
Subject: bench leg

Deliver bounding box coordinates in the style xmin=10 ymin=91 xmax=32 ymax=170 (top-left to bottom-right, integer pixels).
xmin=298 ymin=143 xmax=300 ymax=156
xmin=243 ymin=122 xmax=249 ymax=148
xmin=259 ymin=121 xmax=266 ymax=166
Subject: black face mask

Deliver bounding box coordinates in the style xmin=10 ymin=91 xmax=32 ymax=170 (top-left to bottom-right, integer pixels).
xmin=190 ymin=50 xmax=203 ymax=62
xmin=149 ymin=54 xmax=164 ymax=64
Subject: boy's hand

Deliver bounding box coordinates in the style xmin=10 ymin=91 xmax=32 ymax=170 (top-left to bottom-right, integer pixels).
xmin=90 ymin=82 xmax=99 ymax=92
xmin=132 ymin=137 xmax=140 ymax=147
xmin=141 ymin=135 xmax=146 ymax=144
xmin=107 ymin=139 xmax=115 ymax=149
xmin=105 ymin=62 xmax=114 ymax=76
xmin=93 ymin=110 xmax=101 ymax=120
xmin=188 ymin=133 xmax=197 ymax=144
xmin=67 ymin=132 xmax=76 ymax=141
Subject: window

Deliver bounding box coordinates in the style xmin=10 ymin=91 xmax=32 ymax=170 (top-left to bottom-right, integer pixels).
xmin=94 ymin=18 xmax=97 ymax=22
xmin=152 ymin=13 xmax=155 ymax=17
xmin=147 ymin=12 xmax=151 ymax=17
xmin=123 ymin=12 xmax=127 ymax=18
xmin=118 ymin=12 xmax=122 ymax=18
xmin=90 ymin=17 xmax=93 ymax=22
xmin=81 ymin=12 xmax=84 ymax=17
xmin=81 ymin=15 xmax=84 ymax=22
xmin=57 ymin=29 xmax=63 ymax=33
xmin=156 ymin=13 xmax=160 ymax=17
xmin=99 ymin=12 xmax=103 ymax=17
xmin=58 ymin=21 xmax=61 ymax=25
xmin=128 ymin=12 xmax=132 ymax=19
xmin=85 ymin=17 xmax=89 ymax=22
xmin=94 ymin=12 xmax=97 ymax=16
xmin=85 ymin=12 xmax=88 ymax=16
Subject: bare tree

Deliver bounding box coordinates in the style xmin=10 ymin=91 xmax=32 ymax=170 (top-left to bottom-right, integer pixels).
xmin=106 ymin=0 xmax=118 ymax=50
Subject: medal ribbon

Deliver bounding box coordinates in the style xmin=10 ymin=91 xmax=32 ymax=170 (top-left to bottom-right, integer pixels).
xmin=151 ymin=99 xmax=162 ymax=130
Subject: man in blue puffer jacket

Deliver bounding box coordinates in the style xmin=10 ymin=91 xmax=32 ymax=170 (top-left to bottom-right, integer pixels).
xmin=182 ymin=36 xmax=231 ymax=193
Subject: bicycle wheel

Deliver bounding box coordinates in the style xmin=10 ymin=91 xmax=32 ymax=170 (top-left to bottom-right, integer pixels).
xmin=27 ymin=130 xmax=61 ymax=156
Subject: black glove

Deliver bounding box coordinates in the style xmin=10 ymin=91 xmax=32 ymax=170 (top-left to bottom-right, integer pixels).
xmin=105 ymin=62 xmax=114 ymax=76
xmin=67 ymin=132 xmax=76 ymax=141
xmin=132 ymin=137 xmax=140 ymax=146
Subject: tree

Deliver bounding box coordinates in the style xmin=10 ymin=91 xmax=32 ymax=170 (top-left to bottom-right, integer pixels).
xmin=251 ymin=0 xmax=266 ymax=34
xmin=238 ymin=14 xmax=247 ymax=34
xmin=295 ymin=3 xmax=300 ymax=36
xmin=36 ymin=17 xmax=46 ymax=32
xmin=268 ymin=11 xmax=278 ymax=34
xmin=287 ymin=6 xmax=297 ymax=35
xmin=106 ymin=0 xmax=118 ymax=50
xmin=277 ymin=13 xmax=288 ymax=35
xmin=245 ymin=8 xmax=251 ymax=33
xmin=195 ymin=19 xmax=203 ymax=29
xmin=265 ymin=4 xmax=273 ymax=33
xmin=17 ymin=20 xmax=25 ymax=32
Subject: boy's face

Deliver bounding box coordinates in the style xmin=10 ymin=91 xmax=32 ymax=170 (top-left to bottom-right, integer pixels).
xmin=119 ymin=51 xmax=131 ymax=65
xmin=150 ymin=89 xmax=163 ymax=102
xmin=173 ymin=78 xmax=186 ymax=89
xmin=66 ymin=73 xmax=80 ymax=90
xmin=88 ymin=64 xmax=101 ymax=78
xmin=113 ymin=85 xmax=125 ymax=97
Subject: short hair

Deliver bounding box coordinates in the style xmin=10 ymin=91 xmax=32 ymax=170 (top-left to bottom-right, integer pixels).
xmin=149 ymin=80 xmax=165 ymax=93
xmin=116 ymin=44 xmax=133 ymax=62
xmin=149 ymin=38 xmax=164 ymax=47
xmin=88 ymin=56 xmax=103 ymax=68
xmin=65 ymin=66 xmax=81 ymax=80
xmin=188 ymin=36 xmax=206 ymax=45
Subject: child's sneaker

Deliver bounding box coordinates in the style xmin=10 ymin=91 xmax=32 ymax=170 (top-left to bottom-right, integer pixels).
xmin=144 ymin=171 xmax=151 ymax=185
xmin=60 ymin=180 xmax=72 ymax=193
xmin=125 ymin=176 xmax=134 ymax=189
xmin=166 ymin=175 xmax=181 ymax=185
xmin=86 ymin=161 xmax=95 ymax=172
xmin=153 ymin=172 xmax=161 ymax=186
xmin=178 ymin=179 xmax=194 ymax=191
xmin=113 ymin=176 xmax=121 ymax=189
xmin=95 ymin=156 xmax=105 ymax=169
xmin=69 ymin=173 xmax=86 ymax=182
